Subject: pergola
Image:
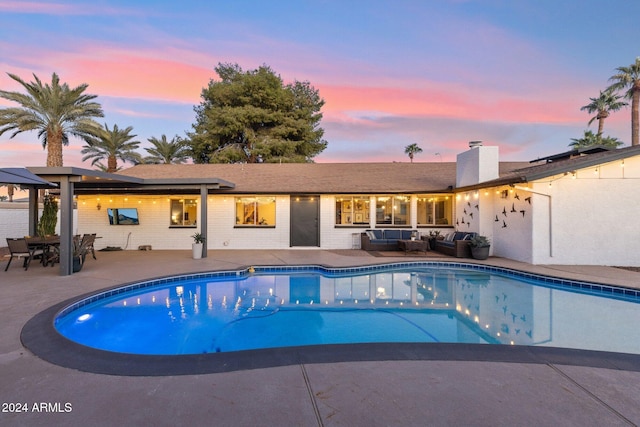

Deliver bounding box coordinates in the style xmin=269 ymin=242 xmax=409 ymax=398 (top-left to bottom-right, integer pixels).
xmin=27 ymin=167 xmax=234 ymax=276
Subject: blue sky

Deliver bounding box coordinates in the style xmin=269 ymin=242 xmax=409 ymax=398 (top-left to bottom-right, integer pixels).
xmin=1 ymin=0 xmax=640 ymax=169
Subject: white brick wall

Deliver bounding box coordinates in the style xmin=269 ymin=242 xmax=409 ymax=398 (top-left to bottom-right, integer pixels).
xmin=0 ymin=203 xmax=32 ymax=243
xmin=73 ymin=194 xmax=451 ymax=252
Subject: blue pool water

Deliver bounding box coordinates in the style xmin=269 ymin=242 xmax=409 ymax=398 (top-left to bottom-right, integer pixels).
xmin=55 ymin=263 xmax=640 ymax=356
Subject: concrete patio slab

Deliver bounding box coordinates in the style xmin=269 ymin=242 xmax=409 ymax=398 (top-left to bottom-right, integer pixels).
xmin=1 ymin=249 xmax=639 ymax=426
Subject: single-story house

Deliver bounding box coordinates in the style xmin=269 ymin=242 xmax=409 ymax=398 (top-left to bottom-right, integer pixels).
xmin=18 ymin=142 xmax=640 ymax=274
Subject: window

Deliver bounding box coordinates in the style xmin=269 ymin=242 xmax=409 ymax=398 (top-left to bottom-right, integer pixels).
xmin=335 ymin=196 xmax=370 ymax=225
xmin=417 ymin=195 xmax=453 ymax=225
xmin=235 ymin=197 xmax=276 ymax=226
xmin=375 ymin=195 xmax=409 ymax=225
xmin=170 ymin=198 xmax=197 ymax=226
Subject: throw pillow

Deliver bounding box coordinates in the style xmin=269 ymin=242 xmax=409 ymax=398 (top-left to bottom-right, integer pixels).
xmin=366 ymin=231 xmax=376 ymax=240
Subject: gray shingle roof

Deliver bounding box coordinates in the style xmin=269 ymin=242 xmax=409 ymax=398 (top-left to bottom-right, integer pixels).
xmin=118 ymin=162 xmax=528 ymax=194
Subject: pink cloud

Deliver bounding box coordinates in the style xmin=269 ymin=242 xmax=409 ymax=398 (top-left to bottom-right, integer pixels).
xmin=1 ymin=44 xmax=213 ymax=104
xmin=69 ymin=55 xmax=210 ymax=103
xmin=320 ymin=83 xmax=583 ymax=126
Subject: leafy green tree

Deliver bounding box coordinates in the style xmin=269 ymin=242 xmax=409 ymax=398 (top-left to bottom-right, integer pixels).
xmin=404 ymin=143 xmax=423 ymax=162
xmin=81 ymin=123 xmax=141 ymax=172
xmin=188 ymin=63 xmax=327 ymax=163
xmin=143 ymin=134 xmax=190 ymax=164
xmin=580 ymin=89 xmax=627 ymax=136
xmin=0 ymin=72 xmax=103 ymax=167
xmin=37 ymin=195 xmax=58 ymax=237
xmin=608 ymin=58 xmax=640 ymax=146
xmin=569 ymin=130 xmax=623 ymax=148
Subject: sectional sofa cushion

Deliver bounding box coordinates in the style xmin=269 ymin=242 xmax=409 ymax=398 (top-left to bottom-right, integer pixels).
xmin=401 ymin=230 xmax=414 ymax=240
xmin=384 ymin=230 xmax=401 ymax=240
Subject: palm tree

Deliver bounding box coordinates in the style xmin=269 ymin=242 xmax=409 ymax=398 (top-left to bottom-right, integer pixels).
xmin=0 ymin=72 xmax=104 ymax=166
xmin=144 ymin=135 xmax=190 ymax=164
xmin=81 ymin=123 xmax=142 ymax=172
xmin=580 ymin=89 xmax=627 ymax=136
xmin=608 ymin=57 xmax=640 ymax=146
xmin=569 ymin=130 xmax=623 ymax=149
xmin=404 ymin=143 xmax=423 ymax=163
xmin=0 ymin=184 xmax=15 ymax=202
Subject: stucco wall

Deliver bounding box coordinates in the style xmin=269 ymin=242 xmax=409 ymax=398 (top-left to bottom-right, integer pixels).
xmin=464 ymin=154 xmax=640 ymax=266
xmin=490 ymin=187 xmax=534 ymax=263
xmin=529 ymin=155 xmax=640 ymax=265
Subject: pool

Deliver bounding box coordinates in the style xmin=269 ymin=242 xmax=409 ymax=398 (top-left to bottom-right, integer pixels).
xmin=53 ymin=262 xmax=640 ymax=358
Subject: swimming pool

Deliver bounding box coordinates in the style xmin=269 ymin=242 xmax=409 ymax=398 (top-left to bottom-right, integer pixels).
xmin=54 ymin=262 xmax=640 ymax=357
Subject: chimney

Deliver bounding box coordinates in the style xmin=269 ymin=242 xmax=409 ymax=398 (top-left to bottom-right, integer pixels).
xmin=456 ymin=142 xmax=499 ymax=187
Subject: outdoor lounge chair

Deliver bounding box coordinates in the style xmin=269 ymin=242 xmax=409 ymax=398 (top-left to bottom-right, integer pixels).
xmin=4 ymin=238 xmax=43 ymax=271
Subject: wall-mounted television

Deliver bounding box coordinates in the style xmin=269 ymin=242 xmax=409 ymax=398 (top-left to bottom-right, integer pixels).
xmin=107 ymin=208 xmax=139 ymax=225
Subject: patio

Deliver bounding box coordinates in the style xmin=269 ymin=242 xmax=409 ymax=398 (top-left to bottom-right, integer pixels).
xmin=1 ymin=249 xmax=640 ymax=426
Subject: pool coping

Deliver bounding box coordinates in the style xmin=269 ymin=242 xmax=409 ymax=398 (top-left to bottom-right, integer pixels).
xmin=21 ymin=261 xmax=640 ymax=376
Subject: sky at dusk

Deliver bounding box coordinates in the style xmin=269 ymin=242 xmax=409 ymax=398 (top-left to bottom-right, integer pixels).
xmin=1 ymin=0 xmax=640 ymax=170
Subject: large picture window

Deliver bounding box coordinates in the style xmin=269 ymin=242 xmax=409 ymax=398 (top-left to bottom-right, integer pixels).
xmin=375 ymin=195 xmax=409 ymax=225
xmin=335 ymin=196 xmax=370 ymax=225
xmin=417 ymin=195 xmax=452 ymax=225
xmin=235 ymin=197 xmax=276 ymax=226
xmin=170 ymin=198 xmax=197 ymax=226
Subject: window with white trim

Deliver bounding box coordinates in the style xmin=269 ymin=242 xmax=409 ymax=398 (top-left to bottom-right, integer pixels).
xmin=335 ymin=196 xmax=370 ymax=225
xmin=375 ymin=195 xmax=409 ymax=225
xmin=235 ymin=196 xmax=276 ymax=226
xmin=170 ymin=198 xmax=197 ymax=226
xmin=417 ymin=195 xmax=453 ymax=225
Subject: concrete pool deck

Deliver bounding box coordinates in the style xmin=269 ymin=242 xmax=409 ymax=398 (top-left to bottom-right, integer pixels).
xmin=1 ymin=249 xmax=639 ymax=426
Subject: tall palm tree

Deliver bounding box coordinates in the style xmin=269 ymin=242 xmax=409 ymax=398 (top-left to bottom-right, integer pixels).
xmin=0 ymin=184 xmax=15 ymax=202
xmin=81 ymin=123 xmax=142 ymax=172
xmin=404 ymin=143 xmax=423 ymax=163
xmin=580 ymin=89 xmax=627 ymax=136
xmin=0 ymin=72 xmax=103 ymax=166
xmin=608 ymin=57 xmax=640 ymax=146
xmin=144 ymin=135 xmax=190 ymax=164
xmin=569 ymin=130 xmax=623 ymax=149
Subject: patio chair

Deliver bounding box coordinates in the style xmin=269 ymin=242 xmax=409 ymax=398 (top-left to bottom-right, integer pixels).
xmin=42 ymin=242 xmax=60 ymax=267
xmin=4 ymin=238 xmax=44 ymax=271
xmin=80 ymin=234 xmax=97 ymax=260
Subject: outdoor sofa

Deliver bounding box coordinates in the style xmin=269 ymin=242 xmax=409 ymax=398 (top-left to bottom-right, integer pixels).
xmin=360 ymin=229 xmax=417 ymax=251
xmin=432 ymin=231 xmax=477 ymax=258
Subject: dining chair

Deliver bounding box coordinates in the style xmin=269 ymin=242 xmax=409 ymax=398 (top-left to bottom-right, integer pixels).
xmin=4 ymin=238 xmax=43 ymax=271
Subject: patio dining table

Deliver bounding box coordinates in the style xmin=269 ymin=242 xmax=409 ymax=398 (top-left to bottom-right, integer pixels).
xmin=26 ymin=236 xmax=61 ymax=266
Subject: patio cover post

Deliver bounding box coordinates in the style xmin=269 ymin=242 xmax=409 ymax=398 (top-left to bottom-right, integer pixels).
xmin=58 ymin=177 xmax=74 ymax=276
xmin=28 ymin=188 xmax=38 ymax=237
xmin=200 ymin=184 xmax=208 ymax=258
